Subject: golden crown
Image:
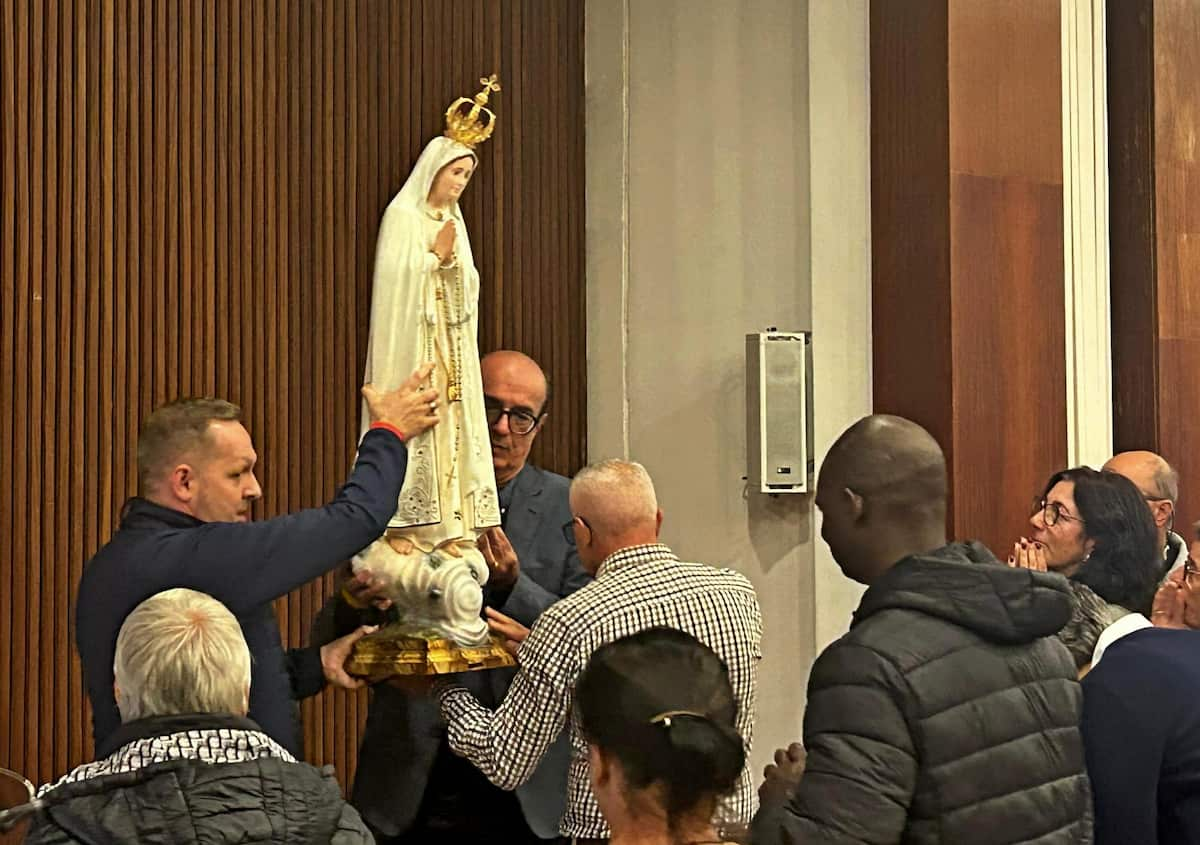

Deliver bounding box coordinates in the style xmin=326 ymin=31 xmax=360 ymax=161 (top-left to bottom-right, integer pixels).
xmin=444 ymin=74 xmax=501 ymax=149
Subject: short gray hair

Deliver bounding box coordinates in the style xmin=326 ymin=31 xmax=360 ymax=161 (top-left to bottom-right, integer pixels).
xmin=114 ymin=588 xmax=251 ymax=721
xmin=571 ymin=459 xmax=658 ymax=536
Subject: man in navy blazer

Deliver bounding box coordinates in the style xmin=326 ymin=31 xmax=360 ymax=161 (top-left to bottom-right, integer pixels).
xmin=315 ymin=350 xmax=590 ymax=843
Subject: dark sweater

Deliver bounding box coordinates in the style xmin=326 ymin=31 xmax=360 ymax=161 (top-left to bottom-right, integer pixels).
xmin=1082 ymin=626 xmax=1200 ymax=844
xmin=75 ymin=427 xmax=406 ymax=757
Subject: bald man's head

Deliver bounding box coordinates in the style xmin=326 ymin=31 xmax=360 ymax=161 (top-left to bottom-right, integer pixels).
xmin=821 ymin=415 xmax=948 ymax=508
xmin=1103 ymin=451 xmax=1177 ymax=502
xmin=481 ymin=350 xmax=550 ymax=486
xmin=816 ymin=415 xmax=948 ymax=583
xmin=1103 ymin=450 xmax=1177 ymax=548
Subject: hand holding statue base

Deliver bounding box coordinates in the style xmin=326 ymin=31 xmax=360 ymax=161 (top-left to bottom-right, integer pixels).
xmin=344 ymin=535 xmax=515 ymax=680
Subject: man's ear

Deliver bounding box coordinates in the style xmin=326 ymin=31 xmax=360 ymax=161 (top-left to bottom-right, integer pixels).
xmin=844 ymin=487 xmax=866 ymax=522
xmin=654 ymin=508 xmax=664 ymax=537
xmin=167 ymin=463 xmax=197 ymax=503
xmin=1157 ymin=500 xmax=1175 ymax=530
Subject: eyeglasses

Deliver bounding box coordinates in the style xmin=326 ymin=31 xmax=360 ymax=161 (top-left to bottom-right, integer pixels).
xmin=562 ymin=515 xmax=591 ymax=544
xmin=484 ymin=400 xmax=543 ymax=436
xmin=1185 ymin=557 xmax=1200 ymax=587
xmin=1033 ymin=498 xmax=1084 ymax=528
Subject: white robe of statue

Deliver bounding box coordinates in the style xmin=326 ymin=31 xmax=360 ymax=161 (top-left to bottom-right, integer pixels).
xmin=353 ymin=136 xmax=500 ymax=646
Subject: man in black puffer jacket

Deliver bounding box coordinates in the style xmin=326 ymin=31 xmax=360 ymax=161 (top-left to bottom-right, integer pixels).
xmin=753 ymin=415 xmax=1092 ymax=844
xmin=26 ymin=588 xmax=373 ymax=844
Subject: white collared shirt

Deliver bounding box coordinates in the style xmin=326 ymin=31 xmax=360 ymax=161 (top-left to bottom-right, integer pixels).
xmin=1091 ymin=612 xmax=1154 ymax=669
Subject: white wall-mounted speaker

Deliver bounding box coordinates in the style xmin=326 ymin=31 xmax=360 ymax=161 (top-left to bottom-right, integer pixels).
xmin=746 ymin=331 xmax=813 ymax=493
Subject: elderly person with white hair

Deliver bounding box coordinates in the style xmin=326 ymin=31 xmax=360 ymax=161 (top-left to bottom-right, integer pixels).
xmin=430 ymin=459 xmax=763 ymax=842
xmin=26 ymin=589 xmax=373 ymax=844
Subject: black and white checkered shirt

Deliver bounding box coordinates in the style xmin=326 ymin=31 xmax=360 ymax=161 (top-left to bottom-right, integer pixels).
xmin=437 ymin=543 xmax=762 ymax=838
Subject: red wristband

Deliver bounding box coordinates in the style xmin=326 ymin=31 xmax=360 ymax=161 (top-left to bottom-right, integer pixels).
xmin=370 ymin=421 xmax=406 ymax=442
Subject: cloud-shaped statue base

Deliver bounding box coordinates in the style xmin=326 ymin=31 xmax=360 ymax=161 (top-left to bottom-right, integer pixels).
xmin=352 ymin=535 xmax=492 ymax=645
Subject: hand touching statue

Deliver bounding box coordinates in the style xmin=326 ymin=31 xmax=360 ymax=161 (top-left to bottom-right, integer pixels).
xmin=478 ymin=527 xmax=520 ymax=591
xmin=362 ymin=363 xmax=439 ymax=439
xmin=486 ymin=608 xmax=530 ymax=656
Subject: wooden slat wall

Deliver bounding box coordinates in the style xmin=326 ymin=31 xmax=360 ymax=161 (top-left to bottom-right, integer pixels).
xmin=0 ymin=0 xmax=586 ymax=790
xmin=1109 ymin=0 xmax=1200 ymax=540
xmin=871 ymin=0 xmax=1067 ymax=556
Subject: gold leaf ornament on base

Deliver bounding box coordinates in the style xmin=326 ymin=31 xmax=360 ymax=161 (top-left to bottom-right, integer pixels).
xmin=346 ymin=623 xmax=516 ymax=681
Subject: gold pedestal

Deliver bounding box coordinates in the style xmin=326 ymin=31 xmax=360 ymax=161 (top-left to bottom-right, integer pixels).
xmin=346 ymin=623 xmax=516 ymax=680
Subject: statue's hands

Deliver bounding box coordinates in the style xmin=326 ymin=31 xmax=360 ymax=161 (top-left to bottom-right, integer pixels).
xmin=320 ymin=625 xmax=379 ymax=690
xmin=477 ymin=527 xmax=520 ymax=592
xmin=343 ymin=569 xmax=393 ymax=611
xmin=485 ymin=608 xmax=530 ymax=656
xmin=363 ymin=362 xmax=439 ymax=439
xmin=433 ymin=219 xmax=456 ymax=264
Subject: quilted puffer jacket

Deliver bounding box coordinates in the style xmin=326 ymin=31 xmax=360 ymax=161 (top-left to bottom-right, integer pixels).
xmin=752 ymin=541 xmax=1092 ymax=844
xmin=24 ymin=754 xmax=372 ymax=844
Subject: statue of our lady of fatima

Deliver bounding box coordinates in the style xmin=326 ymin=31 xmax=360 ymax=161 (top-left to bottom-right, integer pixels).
xmin=347 ymin=76 xmax=514 ymax=676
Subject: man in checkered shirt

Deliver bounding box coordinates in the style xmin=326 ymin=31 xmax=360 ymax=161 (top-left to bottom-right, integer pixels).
xmin=434 ymin=459 xmax=762 ymax=840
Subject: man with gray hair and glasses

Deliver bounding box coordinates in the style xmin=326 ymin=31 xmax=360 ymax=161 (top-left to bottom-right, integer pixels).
xmin=28 ymin=589 xmax=372 ymax=844
xmin=430 ymin=458 xmax=762 ymax=842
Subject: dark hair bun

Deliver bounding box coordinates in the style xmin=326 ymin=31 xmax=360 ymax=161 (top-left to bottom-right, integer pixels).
xmin=577 ymin=628 xmax=745 ymax=825
xmin=656 ymin=714 xmax=745 ymax=818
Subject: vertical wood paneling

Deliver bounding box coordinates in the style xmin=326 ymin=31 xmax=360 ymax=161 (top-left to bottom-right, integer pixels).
xmin=1 ymin=0 xmax=587 ymax=790
xmin=1109 ymin=0 xmax=1200 ymax=537
xmin=871 ymin=0 xmax=1067 ymax=556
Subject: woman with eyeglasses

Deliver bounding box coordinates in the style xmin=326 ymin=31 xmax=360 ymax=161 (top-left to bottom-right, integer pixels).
xmin=576 ymin=627 xmax=745 ymax=845
xmin=1012 ymin=467 xmax=1160 ymax=615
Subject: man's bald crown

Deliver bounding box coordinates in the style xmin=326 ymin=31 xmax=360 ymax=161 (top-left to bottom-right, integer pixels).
xmin=1103 ymin=450 xmax=1178 ymax=503
xmin=822 ymin=415 xmax=948 ymax=512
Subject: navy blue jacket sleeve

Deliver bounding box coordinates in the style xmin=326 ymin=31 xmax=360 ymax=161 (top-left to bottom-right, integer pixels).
xmin=286 ymin=646 xmax=328 ymax=700
xmin=164 ymin=427 xmax=406 ymax=615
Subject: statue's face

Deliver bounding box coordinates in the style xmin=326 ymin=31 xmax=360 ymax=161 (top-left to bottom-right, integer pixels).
xmin=428 ymin=155 xmax=475 ymax=207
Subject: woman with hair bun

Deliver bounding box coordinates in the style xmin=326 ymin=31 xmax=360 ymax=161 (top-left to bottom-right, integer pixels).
xmin=575 ymin=627 xmax=745 ymax=845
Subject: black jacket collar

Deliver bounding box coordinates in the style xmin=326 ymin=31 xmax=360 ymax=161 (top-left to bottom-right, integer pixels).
xmin=118 ymin=497 xmax=205 ymax=530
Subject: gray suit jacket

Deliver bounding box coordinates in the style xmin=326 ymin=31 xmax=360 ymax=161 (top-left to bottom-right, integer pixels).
xmin=313 ymin=463 xmax=590 ymax=838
